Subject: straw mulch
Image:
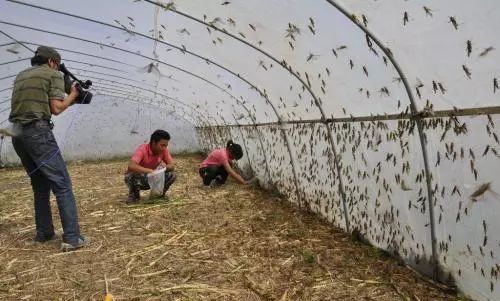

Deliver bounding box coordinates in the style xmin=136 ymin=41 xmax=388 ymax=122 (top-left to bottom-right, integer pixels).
xmin=0 ymin=154 xmax=461 ymax=300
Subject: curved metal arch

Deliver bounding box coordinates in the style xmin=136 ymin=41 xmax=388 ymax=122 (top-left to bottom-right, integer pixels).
xmin=0 ymin=59 xmax=237 ymax=158
xmin=88 ymin=81 xmax=212 ymax=126
xmin=90 ymin=84 xmax=211 ymax=126
xmin=126 ymin=1 xmax=313 ymax=198
xmin=6 ymin=2 xmax=321 ymax=126
xmin=0 ymin=33 xmax=250 ymax=127
xmin=144 ymin=0 xmax=355 ymax=207
xmin=0 ymin=74 xmax=214 ymax=127
xmin=0 ymin=41 xmax=137 ymax=67
xmin=81 ymin=74 xmax=223 ymax=127
xmin=0 ymin=3 xmax=278 ymax=122
xmin=2 ymin=21 xmax=289 ymax=198
xmin=0 ymin=74 xmax=16 ymax=81
xmin=96 ymin=90 xmax=201 ymax=127
xmin=2 ymin=3 xmax=297 ymax=201
xmin=0 ymin=65 xmax=207 ymax=122
xmin=324 ymin=0 xmax=438 ymax=277
xmin=0 ymin=58 xmax=248 ymax=154
xmin=0 ymin=56 xmax=128 ymax=73
xmin=0 ymin=87 xmax=205 ymax=127
xmin=0 ymin=62 xmax=212 ymax=126
xmin=62 ymin=69 xmax=214 ymax=124
xmin=0 ymin=87 xmax=13 ymax=93
xmin=0 ymin=93 xmax=201 ymax=144
xmin=94 ymin=92 xmax=198 ymax=126
xmin=145 ymin=1 xmax=323 ymax=115
xmin=0 ymin=57 xmax=31 ymax=66
xmin=0 ymin=28 xmax=256 ymax=126
xmin=0 ymin=98 xmax=10 ymax=106
xmin=94 ymin=91 xmax=202 ymax=126
xmin=1 ymin=12 xmax=288 ymax=187
xmin=145 ymin=0 xmax=348 ymax=216
xmin=146 ymin=0 xmax=438 ymax=241
xmin=0 ymin=3 xmax=294 ymax=129
xmin=2 ymin=0 xmax=301 ymax=176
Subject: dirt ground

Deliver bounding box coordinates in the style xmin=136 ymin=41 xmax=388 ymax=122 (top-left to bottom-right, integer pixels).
xmin=0 ymin=154 xmax=462 ymax=300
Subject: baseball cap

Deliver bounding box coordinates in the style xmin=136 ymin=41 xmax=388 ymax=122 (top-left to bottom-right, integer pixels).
xmin=34 ymin=45 xmax=61 ymax=62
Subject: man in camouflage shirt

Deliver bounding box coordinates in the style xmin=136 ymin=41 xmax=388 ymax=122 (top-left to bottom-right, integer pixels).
xmin=9 ymin=46 xmax=87 ymax=251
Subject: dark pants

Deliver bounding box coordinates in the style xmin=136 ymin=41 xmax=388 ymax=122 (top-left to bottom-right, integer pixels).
xmin=199 ymin=165 xmax=228 ymax=186
xmin=11 ymin=120 xmax=81 ymax=244
xmin=124 ymin=171 xmax=176 ymax=195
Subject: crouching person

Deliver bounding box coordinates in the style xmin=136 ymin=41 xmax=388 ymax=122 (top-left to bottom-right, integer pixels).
xmin=124 ymin=130 xmax=176 ymax=203
xmin=199 ymin=140 xmax=251 ymax=187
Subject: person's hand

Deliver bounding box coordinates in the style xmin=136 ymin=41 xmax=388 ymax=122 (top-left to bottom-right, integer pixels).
xmin=70 ymin=83 xmax=79 ymax=97
xmin=245 ymin=177 xmax=258 ymax=185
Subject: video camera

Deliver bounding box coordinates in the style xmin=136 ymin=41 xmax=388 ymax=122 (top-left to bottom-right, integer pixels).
xmin=59 ymin=63 xmax=93 ymax=104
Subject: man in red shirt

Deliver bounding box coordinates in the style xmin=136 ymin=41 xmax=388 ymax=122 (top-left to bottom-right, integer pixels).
xmin=124 ymin=130 xmax=176 ymax=203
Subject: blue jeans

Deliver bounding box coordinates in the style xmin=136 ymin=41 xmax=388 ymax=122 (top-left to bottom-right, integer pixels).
xmin=12 ymin=120 xmax=81 ymax=244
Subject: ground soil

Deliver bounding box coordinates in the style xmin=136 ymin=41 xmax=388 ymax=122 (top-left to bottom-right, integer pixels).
xmin=0 ymin=154 xmax=462 ymax=300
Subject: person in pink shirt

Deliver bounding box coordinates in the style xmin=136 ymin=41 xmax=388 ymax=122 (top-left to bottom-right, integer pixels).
xmin=199 ymin=140 xmax=250 ymax=186
xmin=124 ymin=130 xmax=176 ymax=203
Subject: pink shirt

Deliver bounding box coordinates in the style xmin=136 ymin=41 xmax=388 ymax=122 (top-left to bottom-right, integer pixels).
xmin=199 ymin=148 xmax=232 ymax=168
xmin=127 ymin=143 xmax=173 ymax=173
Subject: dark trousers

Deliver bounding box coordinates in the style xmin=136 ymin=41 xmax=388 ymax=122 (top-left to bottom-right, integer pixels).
xmin=11 ymin=121 xmax=81 ymax=244
xmin=199 ymin=165 xmax=228 ymax=186
xmin=124 ymin=171 xmax=176 ymax=194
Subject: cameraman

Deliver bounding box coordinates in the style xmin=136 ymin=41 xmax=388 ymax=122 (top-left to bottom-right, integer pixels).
xmin=9 ymin=46 xmax=87 ymax=251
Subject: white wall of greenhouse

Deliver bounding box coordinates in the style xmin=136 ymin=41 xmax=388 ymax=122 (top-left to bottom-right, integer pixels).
xmin=0 ymin=95 xmax=199 ymax=165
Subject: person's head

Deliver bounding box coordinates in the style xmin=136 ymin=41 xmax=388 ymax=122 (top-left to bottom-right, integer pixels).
xmin=226 ymin=140 xmax=243 ymax=160
xmin=150 ymin=129 xmax=171 ymax=155
xmin=30 ymin=46 xmax=61 ymax=70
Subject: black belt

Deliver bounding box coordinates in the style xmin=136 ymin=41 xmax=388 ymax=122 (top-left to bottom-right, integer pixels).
xmin=21 ymin=119 xmax=53 ymax=129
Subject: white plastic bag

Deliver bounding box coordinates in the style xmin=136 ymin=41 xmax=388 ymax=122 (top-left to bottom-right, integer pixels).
xmin=147 ymin=167 xmax=166 ymax=199
xmin=0 ymin=123 xmax=20 ymax=137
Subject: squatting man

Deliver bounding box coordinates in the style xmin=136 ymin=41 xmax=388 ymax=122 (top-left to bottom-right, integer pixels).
xmin=124 ymin=129 xmax=177 ymax=204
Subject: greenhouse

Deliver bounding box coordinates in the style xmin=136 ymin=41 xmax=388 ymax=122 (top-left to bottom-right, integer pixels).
xmin=0 ymin=0 xmax=499 ymax=300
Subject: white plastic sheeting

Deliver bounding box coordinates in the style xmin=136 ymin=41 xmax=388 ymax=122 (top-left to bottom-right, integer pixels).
xmin=0 ymin=95 xmax=199 ymax=165
xmin=1 ymin=1 xmax=500 ymax=300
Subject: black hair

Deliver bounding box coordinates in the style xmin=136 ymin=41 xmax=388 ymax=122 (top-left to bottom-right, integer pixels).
xmin=150 ymin=129 xmax=171 ymax=144
xmin=226 ymin=140 xmax=243 ymax=160
xmin=30 ymin=55 xmax=49 ymax=66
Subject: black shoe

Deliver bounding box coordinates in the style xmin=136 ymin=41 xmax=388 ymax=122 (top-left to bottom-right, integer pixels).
xmin=127 ymin=190 xmax=140 ymax=204
xmin=34 ymin=232 xmax=57 ymax=243
xmin=160 ymin=191 xmax=170 ymax=201
xmin=214 ymin=175 xmax=224 ymax=184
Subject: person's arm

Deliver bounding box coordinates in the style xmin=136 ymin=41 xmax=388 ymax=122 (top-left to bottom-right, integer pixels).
xmin=49 ymin=79 xmax=79 ymax=115
xmin=128 ymin=160 xmax=154 ymax=174
xmin=222 ymin=161 xmax=247 ymax=184
xmin=162 ymin=149 xmax=175 ymax=172
xmin=164 ymin=162 xmax=175 ymax=172
xmin=158 ymin=160 xmax=175 ymax=172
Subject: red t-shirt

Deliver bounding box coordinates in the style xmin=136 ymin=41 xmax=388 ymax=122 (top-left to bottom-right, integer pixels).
xmin=199 ymin=148 xmax=232 ymax=168
xmin=127 ymin=143 xmax=173 ymax=173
